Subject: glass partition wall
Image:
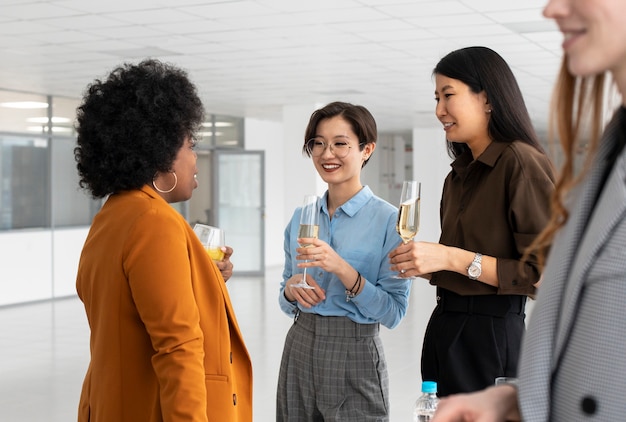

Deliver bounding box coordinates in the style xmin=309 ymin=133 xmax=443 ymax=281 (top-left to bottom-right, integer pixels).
xmin=0 ymin=88 xmax=250 ymax=305
xmin=0 ymin=90 xmax=96 ymax=305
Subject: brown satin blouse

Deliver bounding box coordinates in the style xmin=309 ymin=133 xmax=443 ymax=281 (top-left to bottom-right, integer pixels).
xmin=430 ymin=140 xmax=556 ymax=296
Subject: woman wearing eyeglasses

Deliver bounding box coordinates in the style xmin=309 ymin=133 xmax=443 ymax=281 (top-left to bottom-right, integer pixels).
xmin=276 ymin=101 xmax=412 ymax=421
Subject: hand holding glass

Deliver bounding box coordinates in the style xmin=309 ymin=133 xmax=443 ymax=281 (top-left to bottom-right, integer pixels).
xmin=193 ymin=224 xmax=225 ymax=261
xmin=293 ymin=195 xmax=320 ymax=289
xmin=396 ymin=181 xmax=421 ymax=243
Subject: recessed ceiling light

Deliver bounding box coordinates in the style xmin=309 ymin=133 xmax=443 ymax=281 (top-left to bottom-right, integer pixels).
xmin=201 ymin=122 xmax=234 ymax=127
xmin=198 ymin=131 xmax=224 ymax=137
xmin=1 ymin=101 xmax=49 ymax=109
xmin=26 ymin=117 xmax=72 ymax=124
xmin=27 ymin=126 xmax=72 ymax=133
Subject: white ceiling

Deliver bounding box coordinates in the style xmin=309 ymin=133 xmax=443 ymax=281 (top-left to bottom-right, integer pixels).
xmin=0 ymin=0 xmax=562 ymax=134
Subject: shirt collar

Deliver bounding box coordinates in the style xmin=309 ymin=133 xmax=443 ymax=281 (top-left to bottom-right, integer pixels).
xmin=141 ymin=184 xmax=161 ymax=199
xmin=451 ymin=141 xmax=509 ymax=172
xmin=321 ymin=185 xmax=373 ymax=218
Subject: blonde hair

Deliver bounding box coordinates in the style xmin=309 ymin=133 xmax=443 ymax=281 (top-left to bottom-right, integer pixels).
xmin=530 ymin=58 xmax=607 ymax=263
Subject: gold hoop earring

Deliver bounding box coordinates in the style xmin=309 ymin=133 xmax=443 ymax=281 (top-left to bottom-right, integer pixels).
xmin=152 ymin=172 xmax=178 ymax=193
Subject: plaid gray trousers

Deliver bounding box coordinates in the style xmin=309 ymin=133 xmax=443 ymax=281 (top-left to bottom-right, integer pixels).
xmin=276 ymin=311 xmax=389 ymax=421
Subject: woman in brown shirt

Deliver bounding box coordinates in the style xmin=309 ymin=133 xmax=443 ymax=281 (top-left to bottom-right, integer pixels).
xmin=390 ymin=46 xmax=555 ymax=396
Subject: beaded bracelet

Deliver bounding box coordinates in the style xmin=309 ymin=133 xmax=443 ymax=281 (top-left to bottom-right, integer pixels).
xmin=345 ymin=272 xmax=362 ymax=302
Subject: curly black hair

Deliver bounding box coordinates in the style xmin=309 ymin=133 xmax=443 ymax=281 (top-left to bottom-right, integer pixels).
xmin=74 ymin=59 xmax=205 ymax=198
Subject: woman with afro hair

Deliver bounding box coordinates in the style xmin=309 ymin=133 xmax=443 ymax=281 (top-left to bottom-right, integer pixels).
xmin=74 ymin=59 xmax=252 ymax=422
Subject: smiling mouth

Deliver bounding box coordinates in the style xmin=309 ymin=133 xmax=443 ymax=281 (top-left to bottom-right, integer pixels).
xmin=561 ymin=28 xmax=586 ymax=47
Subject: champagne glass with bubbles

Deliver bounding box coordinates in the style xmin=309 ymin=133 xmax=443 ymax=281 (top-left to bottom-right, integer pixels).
xmin=395 ymin=181 xmax=421 ymax=277
xmin=292 ymin=194 xmax=320 ymax=289
xmin=396 ymin=181 xmax=421 ymax=243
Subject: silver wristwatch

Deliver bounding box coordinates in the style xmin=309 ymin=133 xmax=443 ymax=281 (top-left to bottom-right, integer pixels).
xmin=467 ymin=253 xmax=482 ymax=280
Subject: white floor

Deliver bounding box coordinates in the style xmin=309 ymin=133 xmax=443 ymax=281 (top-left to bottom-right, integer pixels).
xmin=0 ymin=266 xmax=435 ymax=421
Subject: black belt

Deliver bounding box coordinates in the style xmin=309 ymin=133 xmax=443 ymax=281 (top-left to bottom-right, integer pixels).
xmin=436 ymin=288 xmax=526 ymax=318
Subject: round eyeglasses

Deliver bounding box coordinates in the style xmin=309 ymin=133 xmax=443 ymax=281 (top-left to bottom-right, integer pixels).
xmin=305 ymin=138 xmax=361 ymax=159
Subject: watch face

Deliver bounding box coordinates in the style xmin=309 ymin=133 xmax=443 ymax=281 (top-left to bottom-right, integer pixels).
xmin=468 ymin=264 xmax=481 ymax=278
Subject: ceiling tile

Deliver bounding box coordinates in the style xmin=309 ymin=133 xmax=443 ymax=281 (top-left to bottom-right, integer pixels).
xmin=0 ymin=0 xmax=564 ymax=134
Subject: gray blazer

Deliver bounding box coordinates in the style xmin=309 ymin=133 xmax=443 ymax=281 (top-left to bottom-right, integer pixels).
xmin=518 ymin=108 xmax=626 ymax=421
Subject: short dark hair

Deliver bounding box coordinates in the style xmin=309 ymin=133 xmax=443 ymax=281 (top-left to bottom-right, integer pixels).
xmin=434 ymin=46 xmax=544 ymax=158
xmin=74 ymin=59 xmax=204 ymax=198
xmin=302 ymin=101 xmax=377 ymax=167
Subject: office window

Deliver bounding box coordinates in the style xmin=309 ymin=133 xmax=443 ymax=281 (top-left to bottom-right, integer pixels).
xmin=0 ymin=88 xmax=246 ymax=230
xmin=50 ymin=96 xmax=78 ymax=137
xmin=52 ymin=136 xmax=98 ymax=227
xmin=197 ymin=114 xmax=244 ymax=149
xmin=0 ymin=135 xmax=48 ymax=229
xmin=0 ymin=90 xmax=98 ymax=230
xmin=0 ymin=90 xmax=49 ymax=134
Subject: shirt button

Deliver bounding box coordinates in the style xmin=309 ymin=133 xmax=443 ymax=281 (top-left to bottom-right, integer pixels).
xmin=233 ymin=393 xmax=238 ymax=405
xmin=581 ymin=396 xmax=597 ymax=415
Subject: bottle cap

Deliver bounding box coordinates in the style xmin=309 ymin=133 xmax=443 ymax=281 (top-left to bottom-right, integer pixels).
xmin=422 ymin=381 xmax=437 ymax=393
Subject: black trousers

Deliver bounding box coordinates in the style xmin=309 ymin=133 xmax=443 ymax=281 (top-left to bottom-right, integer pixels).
xmin=421 ymin=288 xmax=526 ymax=397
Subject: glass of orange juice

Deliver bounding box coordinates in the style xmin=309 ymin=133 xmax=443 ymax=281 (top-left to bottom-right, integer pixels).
xmin=193 ymin=223 xmax=225 ymax=261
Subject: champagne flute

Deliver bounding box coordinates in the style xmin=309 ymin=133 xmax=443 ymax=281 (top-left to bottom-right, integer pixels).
xmin=396 ymin=181 xmax=421 ymax=244
xmin=292 ymin=194 xmax=320 ymax=289
xmin=395 ymin=181 xmax=421 ymax=278
xmin=193 ymin=223 xmax=226 ymax=261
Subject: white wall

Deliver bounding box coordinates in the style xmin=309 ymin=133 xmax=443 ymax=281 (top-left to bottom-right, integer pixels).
xmin=413 ymin=127 xmax=450 ymax=244
xmin=53 ymin=228 xmax=90 ymax=297
xmin=244 ymin=118 xmax=286 ymax=268
xmin=0 ymin=227 xmax=87 ymax=306
xmin=281 ymin=104 xmax=325 ymax=222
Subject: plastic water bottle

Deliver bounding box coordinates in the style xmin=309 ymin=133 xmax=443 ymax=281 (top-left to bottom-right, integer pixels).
xmin=413 ymin=381 xmax=439 ymax=422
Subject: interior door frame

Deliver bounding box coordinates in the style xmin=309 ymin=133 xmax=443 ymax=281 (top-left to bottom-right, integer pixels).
xmin=212 ymin=149 xmax=265 ymax=276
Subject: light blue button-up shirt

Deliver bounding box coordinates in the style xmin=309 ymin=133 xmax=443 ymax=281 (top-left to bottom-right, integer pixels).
xmin=279 ymin=186 xmax=412 ymax=329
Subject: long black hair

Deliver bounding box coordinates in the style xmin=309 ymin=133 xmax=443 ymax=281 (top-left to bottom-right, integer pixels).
xmin=434 ymin=46 xmax=544 ymax=158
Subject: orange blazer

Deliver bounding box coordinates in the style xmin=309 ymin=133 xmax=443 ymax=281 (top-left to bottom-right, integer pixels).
xmin=76 ymin=186 xmax=252 ymax=421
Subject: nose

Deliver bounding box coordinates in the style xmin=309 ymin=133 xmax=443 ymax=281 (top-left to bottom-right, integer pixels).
xmin=543 ymin=0 xmax=566 ymax=19
xmin=435 ymin=101 xmax=446 ymax=120
xmin=320 ymin=143 xmax=334 ymax=158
